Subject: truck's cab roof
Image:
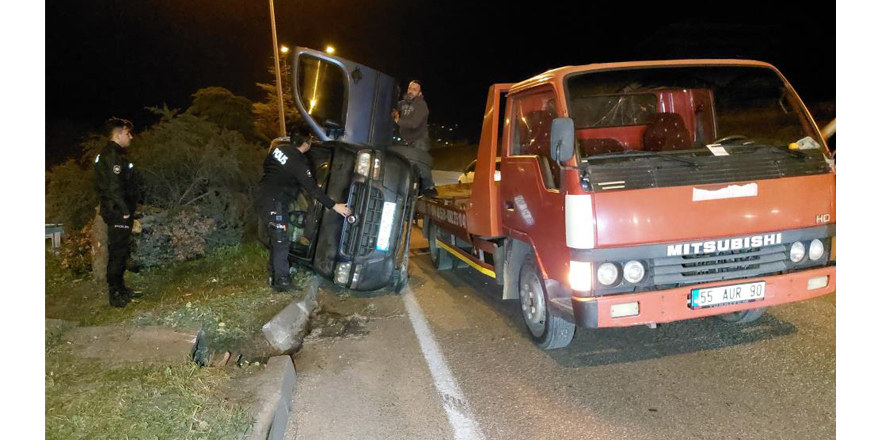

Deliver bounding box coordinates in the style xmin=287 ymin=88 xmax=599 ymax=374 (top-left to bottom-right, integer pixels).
xmin=508 ymin=59 xmax=779 ymax=95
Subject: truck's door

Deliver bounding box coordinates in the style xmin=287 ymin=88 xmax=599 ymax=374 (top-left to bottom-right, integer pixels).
xmin=290 ymin=46 xmax=398 ymax=147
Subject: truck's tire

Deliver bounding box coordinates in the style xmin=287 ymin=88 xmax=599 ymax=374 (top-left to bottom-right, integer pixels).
xmin=716 ymin=307 xmax=767 ymax=324
xmin=428 ymin=222 xmax=454 ymax=271
xmin=519 ymin=253 xmax=575 ymax=350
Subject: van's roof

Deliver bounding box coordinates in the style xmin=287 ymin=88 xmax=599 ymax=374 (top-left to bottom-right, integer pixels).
xmin=508 ymin=59 xmax=778 ymax=95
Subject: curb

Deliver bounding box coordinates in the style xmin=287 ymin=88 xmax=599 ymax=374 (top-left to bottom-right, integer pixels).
xmin=247 ymin=355 xmax=297 ymax=440
xmin=262 ymin=276 xmax=321 ymax=353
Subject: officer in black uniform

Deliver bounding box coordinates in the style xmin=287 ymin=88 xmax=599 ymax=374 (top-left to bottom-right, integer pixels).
xmin=255 ymin=127 xmax=352 ymax=291
xmin=94 ymin=117 xmax=139 ymax=307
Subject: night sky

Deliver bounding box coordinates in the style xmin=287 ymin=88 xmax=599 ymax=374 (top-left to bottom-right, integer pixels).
xmin=46 ymin=0 xmax=835 ymax=168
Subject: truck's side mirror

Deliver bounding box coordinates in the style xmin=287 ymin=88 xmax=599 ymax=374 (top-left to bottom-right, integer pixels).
xmin=550 ymin=117 xmax=575 ymax=163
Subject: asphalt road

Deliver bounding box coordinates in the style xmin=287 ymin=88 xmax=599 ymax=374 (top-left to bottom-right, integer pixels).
xmin=288 ymin=229 xmax=836 ymax=440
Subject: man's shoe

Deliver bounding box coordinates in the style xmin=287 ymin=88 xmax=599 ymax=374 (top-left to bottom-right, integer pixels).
xmin=109 ymin=288 xmax=130 ymax=308
xmin=421 ymin=187 xmax=438 ymax=198
xmin=272 ymin=278 xmax=294 ymax=292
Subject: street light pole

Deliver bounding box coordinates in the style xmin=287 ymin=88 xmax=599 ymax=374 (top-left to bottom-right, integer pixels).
xmin=269 ymin=0 xmax=286 ymax=137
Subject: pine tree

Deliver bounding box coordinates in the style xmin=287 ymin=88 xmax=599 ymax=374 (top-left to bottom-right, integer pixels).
xmin=253 ymin=59 xmax=302 ymax=141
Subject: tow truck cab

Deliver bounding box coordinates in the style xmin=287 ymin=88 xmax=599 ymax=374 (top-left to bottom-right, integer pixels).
xmin=418 ymin=60 xmax=836 ymax=349
xmin=283 ymin=47 xmax=419 ymax=291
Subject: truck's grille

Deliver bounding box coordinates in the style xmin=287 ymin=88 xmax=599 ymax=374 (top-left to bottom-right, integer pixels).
xmin=340 ymin=182 xmax=384 ymax=257
xmin=652 ymin=245 xmax=787 ymax=285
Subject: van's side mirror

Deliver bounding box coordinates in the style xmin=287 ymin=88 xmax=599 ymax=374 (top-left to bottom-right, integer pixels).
xmin=550 ymin=117 xmax=575 ymax=163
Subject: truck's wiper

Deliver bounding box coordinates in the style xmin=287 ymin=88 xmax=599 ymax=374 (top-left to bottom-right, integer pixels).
xmin=588 ymin=150 xmax=699 ymax=168
xmin=732 ymin=144 xmax=809 ymax=160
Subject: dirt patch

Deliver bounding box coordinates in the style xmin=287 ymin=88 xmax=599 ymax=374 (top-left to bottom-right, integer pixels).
xmin=303 ymin=290 xmax=406 ymax=343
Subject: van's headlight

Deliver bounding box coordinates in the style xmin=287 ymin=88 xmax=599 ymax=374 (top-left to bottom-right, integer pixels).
xmin=335 ymin=262 xmax=352 ymax=284
xmin=354 ymin=151 xmax=371 ymax=176
xmin=809 ymin=239 xmax=825 ymax=261
xmin=372 ymin=157 xmax=382 ymax=179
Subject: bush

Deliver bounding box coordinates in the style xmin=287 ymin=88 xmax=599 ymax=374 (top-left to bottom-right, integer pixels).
xmin=56 ymin=224 xmax=94 ymax=278
xmin=45 ymin=160 xmax=97 ymax=231
xmin=133 ymin=197 xmax=243 ymax=268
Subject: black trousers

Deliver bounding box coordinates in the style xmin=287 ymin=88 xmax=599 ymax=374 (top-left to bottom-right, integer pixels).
xmin=390 ymin=139 xmax=435 ymax=191
xmin=105 ymin=212 xmax=133 ymax=291
xmin=258 ymin=199 xmax=291 ymax=285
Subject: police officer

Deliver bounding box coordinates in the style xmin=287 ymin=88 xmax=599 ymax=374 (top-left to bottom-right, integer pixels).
xmin=255 ymin=127 xmax=352 ymax=291
xmin=94 ymin=117 xmax=139 ymax=307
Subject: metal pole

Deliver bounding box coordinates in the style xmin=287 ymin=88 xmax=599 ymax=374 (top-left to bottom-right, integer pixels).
xmin=269 ymin=0 xmax=286 ymax=137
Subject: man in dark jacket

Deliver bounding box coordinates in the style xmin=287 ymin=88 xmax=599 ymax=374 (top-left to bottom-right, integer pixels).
xmin=94 ymin=117 xmax=139 ymax=307
xmin=256 ymin=127 xmax=352 ymax=291
xmin=393 ymin=80 xmax=437 ymax=197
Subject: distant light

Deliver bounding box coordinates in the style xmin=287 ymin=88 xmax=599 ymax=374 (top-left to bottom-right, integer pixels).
xmin=280 ymin=45 xmax=289 ymax=54
xmin=326 ymin=46 xmax=336 ymax=54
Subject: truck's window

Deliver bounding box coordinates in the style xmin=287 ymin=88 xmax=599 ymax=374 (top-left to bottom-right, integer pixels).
xmin=296 ymin=55 xmax=346 ymax=129
xmin=510 ymin=90 xmax=559 ymax=188
xmin=569 ymin=94 xmax=657 ymax=128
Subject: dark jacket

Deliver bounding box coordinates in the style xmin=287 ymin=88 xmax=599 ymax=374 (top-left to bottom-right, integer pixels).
xmin=256 ymin=142 xmax=336 ymax=209
xmin=396 ymin=95 xmax=429 ymax=144
xmin=94 ymin=141 xmax=137 ymax=218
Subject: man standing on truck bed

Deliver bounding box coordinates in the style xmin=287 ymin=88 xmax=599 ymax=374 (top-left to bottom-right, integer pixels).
xmin=255 ymin=127 xmax=352 ymax=291
xmin=393 ymin=80 xmax=437 ymax=198
xmin=94 ymin=117 xmax=139 ymax=308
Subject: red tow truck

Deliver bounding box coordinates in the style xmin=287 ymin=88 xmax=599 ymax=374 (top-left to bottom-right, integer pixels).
xmin=417 ymin=60 xmax=836 ymax=349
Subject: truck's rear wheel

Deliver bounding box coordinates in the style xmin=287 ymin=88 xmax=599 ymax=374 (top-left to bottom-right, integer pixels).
xmin=716 ymin=307 xmax=766 ymax=324
xmin=428 ymin=222 xmax=454 ymax=271
xmin=519 ymin=253 xmax=574 ymax=350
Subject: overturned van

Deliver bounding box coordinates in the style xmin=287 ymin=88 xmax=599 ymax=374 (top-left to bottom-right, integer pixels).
xmin=281 ymin=47 xmax=419 ymax=291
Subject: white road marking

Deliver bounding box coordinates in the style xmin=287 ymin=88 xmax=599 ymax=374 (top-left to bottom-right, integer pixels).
xmin=402 ymin=287 xmax=485 ymax=440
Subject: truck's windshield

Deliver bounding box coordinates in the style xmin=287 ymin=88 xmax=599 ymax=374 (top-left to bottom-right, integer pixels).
xmin=566 ymin=65 xmax=831 ymax=190
xmin=566 ymin=66 xmax=823 ymax=157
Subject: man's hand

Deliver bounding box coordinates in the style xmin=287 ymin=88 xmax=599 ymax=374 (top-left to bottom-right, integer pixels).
xmin=332 ymin=203 xmax=352 ymax=217
xmin=123 ymin=214 xmax=130 ymax=219
xmin=392 ymin=109 xmax=399 ymax=124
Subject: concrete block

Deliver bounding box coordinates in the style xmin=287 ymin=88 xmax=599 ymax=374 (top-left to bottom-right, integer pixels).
xmin=262 ymin=276 xmax=320 ymax=353
xmin=246 ymin=355 xmax=297 ymax=440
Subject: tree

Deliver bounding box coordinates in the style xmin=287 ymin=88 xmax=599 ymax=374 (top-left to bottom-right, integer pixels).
xmin=187 ymin=87 xmax=259 ymax=141
xmin=253 ymin=60 xmax=302 ymax=141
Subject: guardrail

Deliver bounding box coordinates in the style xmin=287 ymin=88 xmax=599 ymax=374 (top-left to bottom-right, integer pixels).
xmin=46 ymin=224 xmax=64 ymax=254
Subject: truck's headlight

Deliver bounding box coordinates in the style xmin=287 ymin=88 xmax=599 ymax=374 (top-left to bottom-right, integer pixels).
xmin=597 ymin=262 xmax=619 ymax=286
xmin=789 ymin=241 xmax=805 ymax=263
xmin=569 ymin=261 xmax=592 ymax=292
xmin=623 ymin=261 xmax=645 ymax=283
xmin=809 ymin=239 xmax=825 ymax=261
xmin=354 ymin=151 xmax=371 ymax=177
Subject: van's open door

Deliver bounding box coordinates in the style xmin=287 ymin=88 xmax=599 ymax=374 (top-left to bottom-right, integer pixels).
xmin=290 ymin=46 xmax=398 ymax=147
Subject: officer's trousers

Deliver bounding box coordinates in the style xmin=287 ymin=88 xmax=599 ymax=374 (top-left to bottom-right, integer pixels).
xmin=105 ymin=213 xmax=133 ymax=292
xmin=258 ymin=199 xmax=291 ymax=285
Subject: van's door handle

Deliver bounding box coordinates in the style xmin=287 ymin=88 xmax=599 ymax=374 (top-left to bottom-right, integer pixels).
xmin=505 ymin=201 xmax=515 ymax=211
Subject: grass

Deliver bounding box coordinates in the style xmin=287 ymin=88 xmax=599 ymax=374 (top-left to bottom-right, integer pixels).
xmin=46 ymin=241 xmax=310 ymax=353
xmin=45 ymin=354 xmax=253 ymax=440
xmin=45 ymin=241 xmax=312 ymax=439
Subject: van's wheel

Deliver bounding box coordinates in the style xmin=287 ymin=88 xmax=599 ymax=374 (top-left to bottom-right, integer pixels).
xmin=428 ymin=222 xmax=454 ymax=270
xmin=519 ymin=253 xmax=575 ymax=349
xmin=716 ymin=307 xmax=766 ymax=324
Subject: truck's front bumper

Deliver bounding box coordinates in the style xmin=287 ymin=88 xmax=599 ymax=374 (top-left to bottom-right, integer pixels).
xmin=571 ymin=266 xmax=835 ymax=328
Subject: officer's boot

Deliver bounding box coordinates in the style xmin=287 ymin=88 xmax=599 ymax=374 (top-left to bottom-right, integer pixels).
xmin=108 ymin=285 xmax=129 ymax=308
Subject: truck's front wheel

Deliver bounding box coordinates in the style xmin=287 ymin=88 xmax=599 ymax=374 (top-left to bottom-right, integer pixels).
xmin=519 ymin=253 xmax=575 ymax=350
xmin=716 ymin=307 xmax=766 ymax=324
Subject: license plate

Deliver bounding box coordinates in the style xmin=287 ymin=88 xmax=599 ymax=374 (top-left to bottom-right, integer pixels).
xmin=689 ymin=281 xmax=765 ymax=309
xmin=375 ymin=201 xmax=397 ymax=251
